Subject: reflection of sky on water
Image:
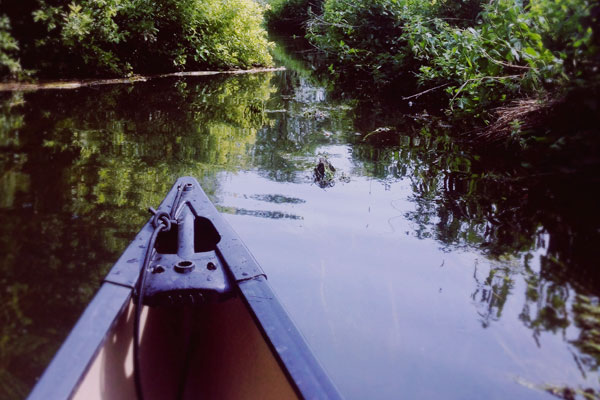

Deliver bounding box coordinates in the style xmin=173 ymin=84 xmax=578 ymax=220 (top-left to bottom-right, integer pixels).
xmin=215 ymin=156 xmax=589 ymax=399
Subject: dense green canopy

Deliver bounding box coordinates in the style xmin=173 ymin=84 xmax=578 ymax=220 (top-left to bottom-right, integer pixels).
xmin=267 ymin=0 xmax=599 ymax=120
xmin=0 ymin=0 xmax=273 ymax=79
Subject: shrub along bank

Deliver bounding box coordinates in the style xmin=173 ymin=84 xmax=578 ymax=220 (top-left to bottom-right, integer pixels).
xmin=265 ymin=0 xmax=323 ymax=34
xmin=0 ymin=0 xmax=273 ymax=80
xmin=268 ymin=0 xmax=599 ymax=141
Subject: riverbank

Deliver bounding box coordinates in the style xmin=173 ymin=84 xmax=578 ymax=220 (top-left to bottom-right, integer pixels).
xmin=266 ymin=0 xmax=599 ymax=146
xmin=0 ymin=67 xmax=285 ymax=92
xmin=1 ymin=0 xmax=273 ymax=80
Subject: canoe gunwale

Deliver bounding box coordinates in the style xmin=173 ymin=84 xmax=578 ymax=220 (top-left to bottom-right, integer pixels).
xmin=238 ymin=276 xmax=342 ymax=400
xmin=26 ymin=177 xmax=342 ymax=400
xmin=27 ymin=283 xmax=133 ymax=400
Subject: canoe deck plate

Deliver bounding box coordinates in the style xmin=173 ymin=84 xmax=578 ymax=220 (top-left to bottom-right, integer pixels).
xmin=141 ymin=197 xmax=233 ymax=306
xmin=104 ymin=177 xmax=265 ymax=307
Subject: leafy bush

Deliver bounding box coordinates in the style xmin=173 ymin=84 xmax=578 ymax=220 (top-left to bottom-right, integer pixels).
xmin=2 ymin=0 xmax=273 ymax=79
xmin=190 ymin=0 xmax=274 ymax=69
xmin=433 ymin=0 xmax=484 ymax=28
xmin=32 ymin=1 xmax=130 ymax=75
xmin=306 ymin=0 xmax=417 ymax=86
xmin=0 ymin=15 xmax=22 ymax=80
xmin=265 ymin=0 xmax=323 ymax=34
xmin=302 ymin=0 xmax=599 ymax=117
xmin=406 ymin=0 xmax=597 ymax=115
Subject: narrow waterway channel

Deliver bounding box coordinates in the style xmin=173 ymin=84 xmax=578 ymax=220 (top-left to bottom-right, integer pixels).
xmin=1 ymin=37 xmax=599 ymax=399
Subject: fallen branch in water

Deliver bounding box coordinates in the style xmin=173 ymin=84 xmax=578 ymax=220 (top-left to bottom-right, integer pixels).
xmin=0 ymin=76 xmax=148 ymax=92
xmin=402 ymin=83 xmax=449 ymax=100
xmin=0 ymin=67 xmax=286 ymax=92
xmin=362 ymin=126 xmax=394 ymax=141
xmin=474 ymin=95 xmax=556 ymax=142
xmin=450 ymin=75 xmax=523 ymax=107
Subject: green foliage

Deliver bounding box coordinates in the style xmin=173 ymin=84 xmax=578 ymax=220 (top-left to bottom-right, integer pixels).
xmin=32 ymin=0 xmax=130 ymax=75
xmin=406 ymin=0 xmax=596 ymax=115
xmin=0 ymin=15 xmax=22 ymax=80
xmin=307 ymin=0 xmax=413 ymax=86
xmin=433 ymin=0 xmax=484 ymax=28
xmin=298 ymin=0 xmax=599 ymax=117
xmin=190 ymin=0 xmax=274 ymax=69
xmin=2 ymin=0 xmax=273 ymax=79
xmin=265 ymin=0 xmax=323 ymax=34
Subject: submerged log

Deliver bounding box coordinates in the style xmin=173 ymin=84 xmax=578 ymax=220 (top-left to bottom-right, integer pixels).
xmin=0 ymin=67 xmax=286 ymax=92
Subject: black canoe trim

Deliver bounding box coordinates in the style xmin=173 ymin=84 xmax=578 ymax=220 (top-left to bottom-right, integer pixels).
xmin=237 ymin=276 xmax=342 ymax=400
xmin=26 ymin=177 xmax=342 ymax=400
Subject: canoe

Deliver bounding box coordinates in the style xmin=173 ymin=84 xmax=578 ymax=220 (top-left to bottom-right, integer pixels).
xmin=27 ymin=177 xmax=341 ymax=400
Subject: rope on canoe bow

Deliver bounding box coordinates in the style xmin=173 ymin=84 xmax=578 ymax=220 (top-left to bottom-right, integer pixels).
xmin=133 ymin=207 xmax=176 ymax=400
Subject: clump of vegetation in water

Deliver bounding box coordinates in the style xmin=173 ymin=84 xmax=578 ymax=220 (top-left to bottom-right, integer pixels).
xmin=313 ymin=156 xmax=336 ymax=187
xmin=0 ymin=0 xmax=273 ymax=80
xmin=312 ymin=156 xmax=349 ymax=188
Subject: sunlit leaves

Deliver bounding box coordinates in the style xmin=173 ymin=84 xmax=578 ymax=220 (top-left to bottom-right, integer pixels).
xmin=4 ymin=0 xmax=273 ymax=78
xmin=299 ymin=0 xmax=598 ymax=119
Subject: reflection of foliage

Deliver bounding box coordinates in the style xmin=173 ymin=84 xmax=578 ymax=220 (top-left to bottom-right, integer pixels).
xmin=0 ymin=92 xmax=23 ymax=147
xmin=346 ymin=100 xmax=600 ymax=392
xmin=572 ymin=295 xmax=600 ymax=373
xmin=471 ymin=260 xmax=518 ymax=328
xmin=270 ymin=35 xmax=322 ymax=81
xmin=0 ymin=73 xmax=275 ymax=398
xmin=519 ymin=267 xmax=570 ymax=344
xmin=0 ymin=283 xmax=39 ymax=399
xmin=251 ymin=37 xmax=356 ymax=182
xmin=350 ymin=114 xmax=600 ymax=289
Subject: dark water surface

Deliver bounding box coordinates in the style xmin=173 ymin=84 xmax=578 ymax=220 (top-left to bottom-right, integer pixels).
xmin=1 ymin=39 xmax=599 ymax=399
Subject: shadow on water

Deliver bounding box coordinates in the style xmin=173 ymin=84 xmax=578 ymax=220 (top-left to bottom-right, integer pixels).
xmin=250 ymin=194 xmax=306 ymax=204
xmin=1 ymin=35 xmax=600 ymax=399
xmin=216 ymin=205 xmax=303 ymax=220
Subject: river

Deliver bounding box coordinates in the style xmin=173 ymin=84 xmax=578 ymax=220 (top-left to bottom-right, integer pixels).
xmin=1 ymin=37 xmax=599 ymax=399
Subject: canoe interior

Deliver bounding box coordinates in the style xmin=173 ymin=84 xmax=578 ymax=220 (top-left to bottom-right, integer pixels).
xmin=73 ymin=295 xmax=299 ymax=400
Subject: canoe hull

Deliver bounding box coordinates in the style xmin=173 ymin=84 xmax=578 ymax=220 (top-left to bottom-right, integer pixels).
xmin=74 ymin=298 xmax=298 ymax=400
xmin=27 ymin=177 xmax=341 ymax=400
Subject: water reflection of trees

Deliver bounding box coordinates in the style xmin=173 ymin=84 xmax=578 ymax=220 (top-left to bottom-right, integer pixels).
xmin=0 ymin=74 xmax=274 ymax=399
xmin=253 ymin=43 xmax=356 ymax=183
xmin=349 ymin=113 xmax=600 ymax=393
